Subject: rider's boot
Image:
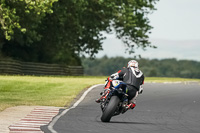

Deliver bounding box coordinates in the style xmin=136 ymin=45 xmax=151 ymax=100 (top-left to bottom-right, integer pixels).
xmin=126 ymin=102 xmax=136 ymax=110
xmin=95 ymin=89 xmax=110 ymax=103
xmin=122 ymin=102 xmax=136 ymax=114
xmin=95 ymin=98 xmax=101 ymax=103
xmin=95 ymin=94 xmax=107 ymax=103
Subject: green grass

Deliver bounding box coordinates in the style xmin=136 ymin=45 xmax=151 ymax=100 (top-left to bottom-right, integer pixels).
xmin=0 ymin=76 xmax=105 ymax=111
xmin=145 ymin=77 xmax=200 ymax=83
xmin=0 ymin=75 xmax=199 ymax=112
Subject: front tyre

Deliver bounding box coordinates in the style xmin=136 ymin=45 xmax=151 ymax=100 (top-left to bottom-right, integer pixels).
xmin=101 ymin=96 xmax=120 ymax=122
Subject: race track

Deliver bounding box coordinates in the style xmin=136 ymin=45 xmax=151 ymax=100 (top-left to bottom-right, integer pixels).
xmin=42 ymin=82 xmax=200 ymax=133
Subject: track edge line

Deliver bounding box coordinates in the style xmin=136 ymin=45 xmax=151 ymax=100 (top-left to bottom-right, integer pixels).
xmin=47 ymin=84 xmax=103 ymax=133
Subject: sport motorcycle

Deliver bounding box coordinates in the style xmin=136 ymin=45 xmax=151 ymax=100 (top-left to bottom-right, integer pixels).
xmin=98 ymin=77 xmax=129 ymax=122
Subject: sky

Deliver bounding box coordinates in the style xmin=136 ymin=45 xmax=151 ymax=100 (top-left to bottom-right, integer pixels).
xmin=96 ymin=0 xmax=200 ymax=61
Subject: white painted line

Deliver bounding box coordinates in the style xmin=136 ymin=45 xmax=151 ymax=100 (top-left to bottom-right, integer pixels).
xmin=163 ymin=81 xmax=182 ymax=84
xmin=10 ymin=123 xmax=45 ymax=126
xmin=31 ymin=111 xmax=59 ymax=113
xmin=25 ymin=116 xmax=53 ymax=118
xmin=47 ymin=84 xmax=103 ymax=133
xmin=19 ymin=120 xmax=50 ymax=124
xmin=30 ymin=112 xmax=58 ymax=115
xmin=9 ymin=126 xmax=41 ymax=131
xmin=9 ymin=125 xmax=41 ymax=128
xmin=22 ymin=119 xmax=52 ymax=122
xmin=26 ymin=114 xmax=54 ymax=117
xmin=9 ymin=131 xmax=43 ymax=133
xmin=31 ymin=111 xmax=58 ymax=113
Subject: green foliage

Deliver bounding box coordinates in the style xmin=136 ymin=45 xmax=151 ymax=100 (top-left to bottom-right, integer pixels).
xmin=0 ymin=0 xmax=58 ymax=42
xmin=82 ymin=57 xmax=200 ymax=79
xmin=0 ymin=0 xmax=158 ymax=65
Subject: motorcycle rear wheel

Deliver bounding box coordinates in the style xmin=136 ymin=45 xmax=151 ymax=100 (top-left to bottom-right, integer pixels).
xmin=101 ymin=96 xmax=120 ymax=122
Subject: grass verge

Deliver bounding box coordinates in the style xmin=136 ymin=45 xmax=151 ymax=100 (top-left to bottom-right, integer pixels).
xmin=145 ymin=77 xmax=200 ymax=83
xmin=0 ymin=76 xmax=105 ymax=111
xmin=0 ymin=76 xmax=199 ymax=111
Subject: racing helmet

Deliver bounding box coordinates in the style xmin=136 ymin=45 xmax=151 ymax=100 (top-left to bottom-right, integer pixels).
xmin=127 ymin=60 xmax=139 ymax=68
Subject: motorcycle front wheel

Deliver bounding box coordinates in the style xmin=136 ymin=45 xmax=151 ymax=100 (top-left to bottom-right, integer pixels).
xmin=101 ymin=96 xmax=120 ymax=122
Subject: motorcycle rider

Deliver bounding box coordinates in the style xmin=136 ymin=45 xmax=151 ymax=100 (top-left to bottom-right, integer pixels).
xmin=96 ymin=60 xmax=144 ymax=111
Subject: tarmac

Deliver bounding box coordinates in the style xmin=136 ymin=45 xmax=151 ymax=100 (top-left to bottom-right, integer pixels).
xmin=43 ymin=82 xmax=200 ymax=133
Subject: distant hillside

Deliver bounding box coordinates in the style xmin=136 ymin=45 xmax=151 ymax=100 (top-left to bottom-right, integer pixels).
xmin=95 ymin=38 xmax=200 ymax=61
xmin=81 ymin=56 xmax=200 ymax=78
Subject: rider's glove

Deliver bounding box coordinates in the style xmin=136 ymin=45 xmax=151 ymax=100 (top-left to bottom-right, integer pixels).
xmin=109 ymin=77 xmax=113 ymax=80
xmin=138 ymin=86 xmax=143 ymax=94
xmin=110 ymin=73 xmax=119 ymax=80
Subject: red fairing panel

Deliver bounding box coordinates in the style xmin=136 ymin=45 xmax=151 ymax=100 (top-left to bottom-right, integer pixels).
xmin=105 ymin=77 xmax=112 ymax=89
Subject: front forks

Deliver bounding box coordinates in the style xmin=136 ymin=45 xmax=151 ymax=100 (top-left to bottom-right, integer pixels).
xmin=100 ymin=89 xmax=111 ymax=111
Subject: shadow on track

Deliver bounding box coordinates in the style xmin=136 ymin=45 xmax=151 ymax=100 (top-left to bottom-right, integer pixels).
xmin=95 ymin=114 xmax=155 ymax=125
xmin=108 ymin=121 xmax=156 ymax=125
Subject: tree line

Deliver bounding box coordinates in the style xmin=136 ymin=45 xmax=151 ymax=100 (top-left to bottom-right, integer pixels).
xmin=82 ymin=56 xmax=200 ymax=79
xmin=0 ymin=0 xmax=158 ymax=65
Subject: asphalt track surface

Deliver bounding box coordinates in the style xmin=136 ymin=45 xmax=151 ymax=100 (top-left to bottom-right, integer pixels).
xmin=42 ymin=82 xmax=200 ymax=133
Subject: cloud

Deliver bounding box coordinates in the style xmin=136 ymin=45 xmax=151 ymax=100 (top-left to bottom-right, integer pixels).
xmin=149 ymin=0 xmax=200 ymax=40
xmin=96 ymin=38 xmax=200 ymax=61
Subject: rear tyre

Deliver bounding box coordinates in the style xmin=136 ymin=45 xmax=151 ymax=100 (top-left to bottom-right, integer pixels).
xmin=101 ymin=96 xmax=120 ymax=122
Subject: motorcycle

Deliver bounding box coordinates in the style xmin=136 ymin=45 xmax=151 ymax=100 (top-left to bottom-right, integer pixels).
xmin=98 ymin=77 xmax=129 ymax=122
